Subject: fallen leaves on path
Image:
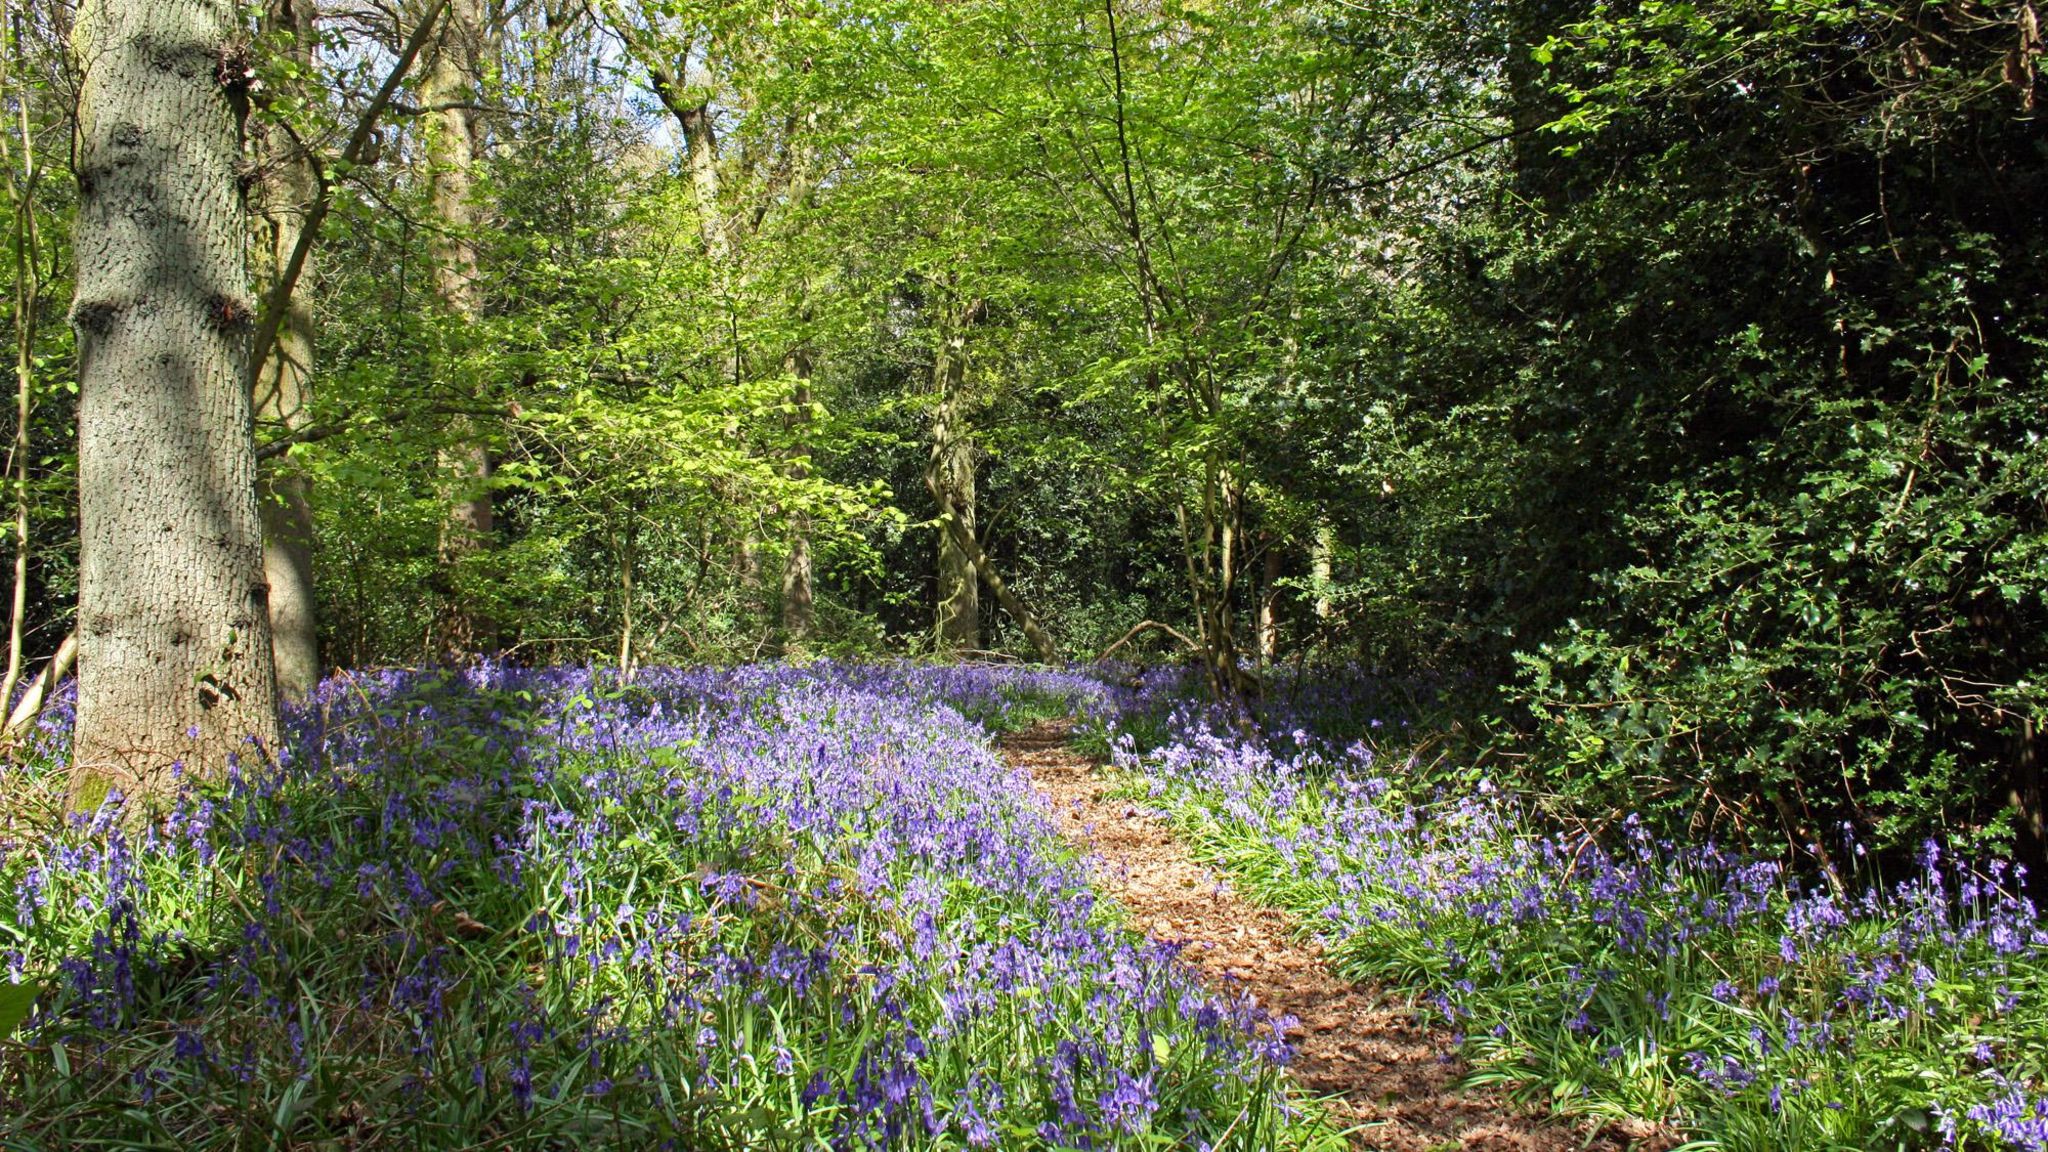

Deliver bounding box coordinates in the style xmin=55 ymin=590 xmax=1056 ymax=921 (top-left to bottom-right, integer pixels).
xmin=1005 ymin=721 xmax=1675 ymax=1152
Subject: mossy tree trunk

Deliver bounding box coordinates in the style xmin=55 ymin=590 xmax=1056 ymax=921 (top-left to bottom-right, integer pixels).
xmin=927 ymin=303 xmax=979 ymax=654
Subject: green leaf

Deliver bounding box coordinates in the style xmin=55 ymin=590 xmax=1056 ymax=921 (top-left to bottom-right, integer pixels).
xmin=0 ymin=980 xmax=42 ymax=1040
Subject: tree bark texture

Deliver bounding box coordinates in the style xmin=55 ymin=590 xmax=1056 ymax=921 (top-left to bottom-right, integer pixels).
xmin=252 ymin=0 xmax=321 ymax=698
xmin=69 ymin=0 xmax=282 ymax=803
xmin=927 ymin=319 xmax=978 ymax=653
xmin=421 ymin=0 xmax=494 ymax=657
xmin=677 ymin=54 xmax=730 ymax=266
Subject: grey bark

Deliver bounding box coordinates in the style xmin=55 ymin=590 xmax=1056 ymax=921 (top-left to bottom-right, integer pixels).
xmin=252 ymin=0 xmax=320 ymax=698
xmin=421 ymin=0 xmax=494 ymax=656
xmin=69 ymin=0 xmax=281 ymax=804
xmin=676 ymin=54 xmax=729 ymax=265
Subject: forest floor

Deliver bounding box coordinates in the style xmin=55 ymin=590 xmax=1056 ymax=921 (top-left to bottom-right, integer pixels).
xmin=1005 ymin=721 xmax=1673 ymax=1152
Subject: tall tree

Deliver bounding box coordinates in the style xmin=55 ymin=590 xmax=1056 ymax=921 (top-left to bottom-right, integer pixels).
xmin=604 ymin=1 xmax=845 ymax=651
xmin=779 ymin=342 xmax=814 ymax=650
xmin=68 ymin=0 xmax=281 ymax=802
xmin=0 ymin=0 xmax=46 ymax=716
xmin=250 ymin=0 xmax=321 ymax=697
xmin=926 ymin=291 xmax=979 ymax=653
xmin=419 ymin=0 xmax=494 ymax=655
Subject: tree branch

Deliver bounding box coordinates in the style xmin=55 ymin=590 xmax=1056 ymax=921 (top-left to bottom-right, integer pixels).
xmin=246 ymin=0 xmax=451 ymax=396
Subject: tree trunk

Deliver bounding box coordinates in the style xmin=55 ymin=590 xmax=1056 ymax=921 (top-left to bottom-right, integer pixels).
xmin=676 ymin=55 xmax=729 ymax=264
xmin=1258 ymin=538 xmax=1281 ymax=665
xmin=931 ymin=494 xmax=1056 ymax=664
xmin=69 ymin=0 xmax=281 ymax=805
xmin=635 ymin=45 xmax=772 ymax=632
xmin=0 ymin=21 xmax=41 ymax=717
xmin=1311 ymin=524 xmax=1334 ymax=620
xmin=615 ymin=523 xmax=634 ymax=678
xmin=251 ymin=0 xmax=321 ymax=698
xmin=780 ymin=346 xmax=814 ymax=652
xmin=4 ymin=629 xmax=75 ymax=742
xmin=421 ymin=0 xmax=493 ymax=657
xmin=666 ymin=58 xmax=767 ymax=624
xmin=927 ymin=315 xmax=978 ymax=653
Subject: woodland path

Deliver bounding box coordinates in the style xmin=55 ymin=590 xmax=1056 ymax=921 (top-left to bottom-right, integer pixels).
xmin=1003 ymin=721 xmax=1672 ymax=1152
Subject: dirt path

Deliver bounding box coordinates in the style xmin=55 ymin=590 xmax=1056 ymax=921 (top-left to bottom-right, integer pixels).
xmin=1006 ymin=721 xmax=1669 ymax=1152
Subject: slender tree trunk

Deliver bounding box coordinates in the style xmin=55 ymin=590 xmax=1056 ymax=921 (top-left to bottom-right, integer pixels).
xmin=676 ymin=55 xmax=729 ymax=265
xmin=1258 ymin=538 xmax=1281 ymax=665
xmin=639 ymin=47 xmax=773 ymax=631
xmin=421 ymin=0 xmax=493 ymax=657
xmin=615 ymin=523 xmax=634 ymax=678
xmin=4 ymin=629 xmax=74 ymax=741
xmin=69 ymin=0 xmax=281 ymax=804
xmin=1203 ymin=465 xmax=1248 ymax=696
xmin=0 ymin=14 xmax=40 ymax=716
xmin=672 ymin=60 xmax=767 ymax=624
xmin=927 ymin=306 xmax=978 ymax=653
xmin=1312 ymin=524 xmax=1334 ymax=620
xmin=780 ymin=345 xmax=814 ymax=652
xmin=251 ymin=0 xmax=321 ymax=698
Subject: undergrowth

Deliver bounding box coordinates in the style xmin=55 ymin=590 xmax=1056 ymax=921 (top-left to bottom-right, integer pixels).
xmin=0 ymin=663 xmax=1332 ymax=1150
xmin=1095 ymin=674 xmax=2048 ymax=1152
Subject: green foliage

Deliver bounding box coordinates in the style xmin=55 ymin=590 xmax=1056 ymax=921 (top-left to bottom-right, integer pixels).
xmin=0 ymin=980 xmax=37 ymax=1041
xmin=1113 ymin=719 xmax=2048 ymax=1151
xmin=1276 ymin=0 xmax=2048 ymax=858
xmin=9 ymin=0 xmax=2047 ymax=988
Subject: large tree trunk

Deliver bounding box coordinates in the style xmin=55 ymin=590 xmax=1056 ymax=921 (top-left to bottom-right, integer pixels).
xmin=780 ymin=346 xmax=814 ymax=652
xmin=421 ymin=0 xmax=493 ymax=657
xmin=251 ymin=0 xmax=321 ymax=698
xmin=927 ymin=313 xmax=978 ymax=653
xmin=69 ymin=0 xmax=281 ymax=805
